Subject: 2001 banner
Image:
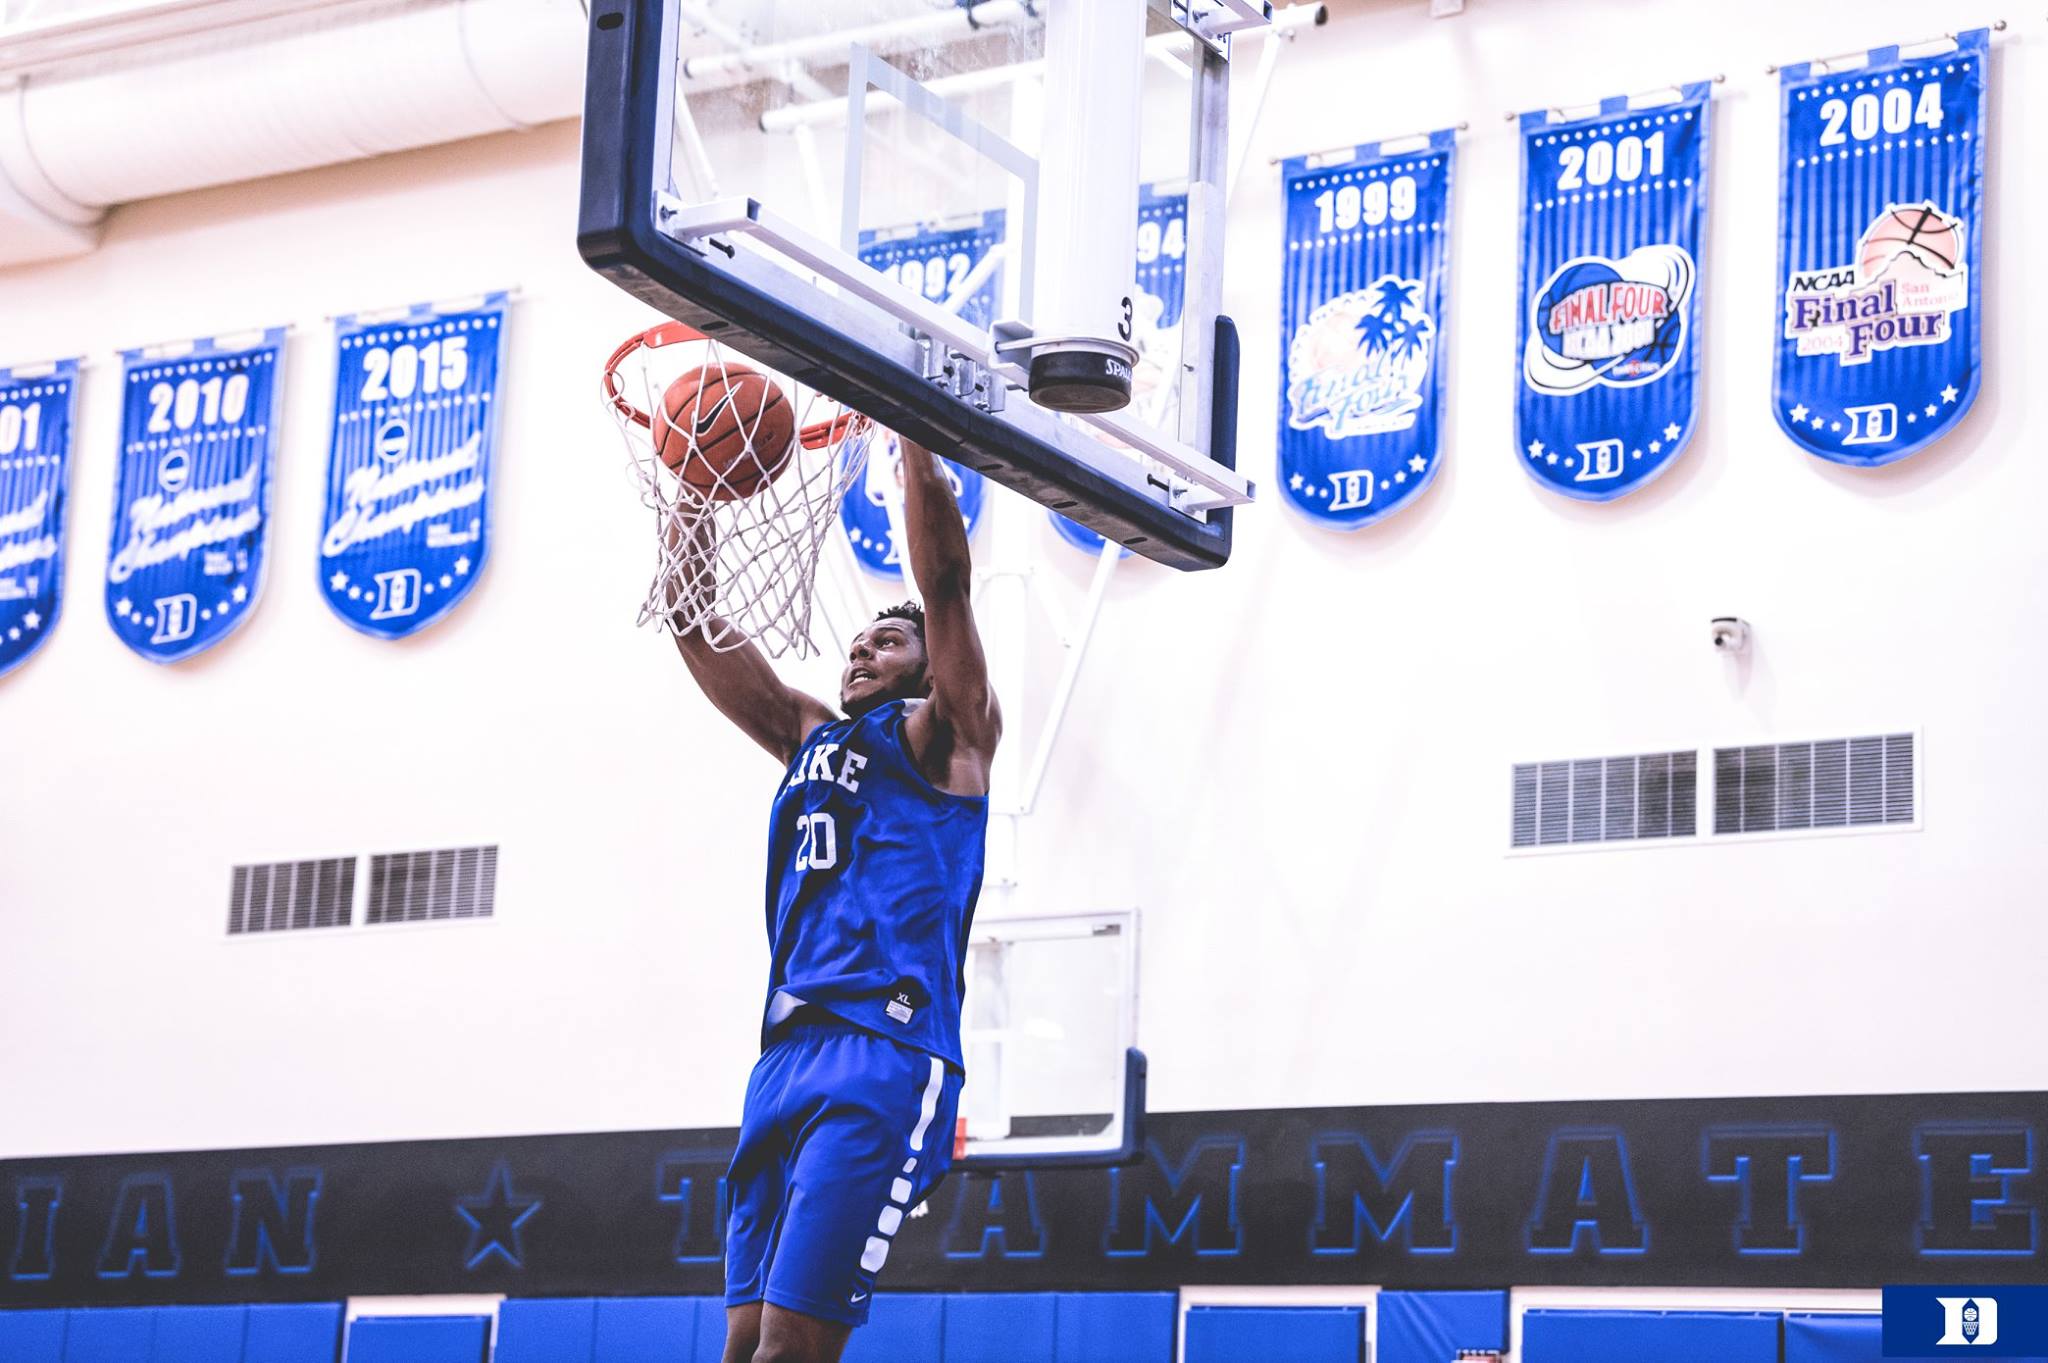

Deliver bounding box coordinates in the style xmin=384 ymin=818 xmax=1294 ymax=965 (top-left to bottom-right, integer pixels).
xmin=843 ymin=218 xmax=994 ymax=576
xmin=0 ymin=360 xmax=79 ymax=678
xmin=1279 ymin=131 xmax=1454 ymax=529
xmin=1775 ymin=31 xmax=1986 ymax=467
xmin=106 ymin=331 xmax=285 ymax=663
xmin=321 ymin=296 xmax=509 ymax=638
xmin=1517 ymin=85 xmax=1710 ymax=501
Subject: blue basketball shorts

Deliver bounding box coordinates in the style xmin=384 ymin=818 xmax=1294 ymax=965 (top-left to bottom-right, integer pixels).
xmin=725 ymin=1018 xmax=962 ymax=1327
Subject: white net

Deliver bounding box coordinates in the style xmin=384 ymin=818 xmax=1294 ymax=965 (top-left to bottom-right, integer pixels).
xmin=604 ymin=323 xmax=871 ymax=658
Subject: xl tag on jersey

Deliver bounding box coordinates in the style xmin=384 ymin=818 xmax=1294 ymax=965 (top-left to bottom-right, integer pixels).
xmin=886 ymin=990 xmax=916 ymax=1024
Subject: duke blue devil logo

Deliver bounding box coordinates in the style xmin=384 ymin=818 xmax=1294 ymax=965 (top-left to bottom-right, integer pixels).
xmin=1517 ymin=86 xmax=1711 ymax=501
xmin=321 ymin=296 xmax=508 ymax=638
xmin=1774 ymin=32 xmax=1986 ymax=467
xmin=0 ymin=361 xmax=78 ymax=679
xmin=105 ymin=334 xmax=284 ymax=663
xmin=1278 ymin=130 xmax=1456 ymax=530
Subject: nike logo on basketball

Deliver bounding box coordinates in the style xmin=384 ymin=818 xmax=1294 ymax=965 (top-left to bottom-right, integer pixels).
xmin=694 ymin=391 xmax=736 ymax=436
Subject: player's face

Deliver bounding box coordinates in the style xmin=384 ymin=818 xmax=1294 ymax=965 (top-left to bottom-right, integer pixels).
xmin=841 ymin=621 xmax=930 ymax=715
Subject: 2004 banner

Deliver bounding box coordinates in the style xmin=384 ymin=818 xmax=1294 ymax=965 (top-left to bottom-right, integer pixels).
xmin=106 ymin=331 xmax=285 ymax=663
xmin=1517 ymin=84 xmax=1711 ymax=501
xmin=842 ymin=217 xmax=995 ymax=576
xmin=1279 ymin=130 xmax=1455 ymax=529
xmin=1775 ymin=31 xmax=1986 ymax=467
xmin=0 ymin=360 xmax=79 ymax=678
xmin=321 ymin=295 xmax=510 ymax=638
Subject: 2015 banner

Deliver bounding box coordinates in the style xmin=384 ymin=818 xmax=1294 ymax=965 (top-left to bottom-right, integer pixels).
xmin=322 ymin=296 xmax=509 ymax=638
xmin=106 ymin=331 xmax=285 ymax=663
xmin=1053 ymin=184 xmax=1186 ymax=556
xmin=1517 ymin=85 xmax=1710 ymax=501
xmin=0 ymin=360 xmax=78 ymax=679
xmin=1775 ymin=31 xmax=1986 ymax=467
xmin=843 ymin=217 xmax=995 ymax=577
xmin=1279 ymin=131 xmax=1454 ymax=529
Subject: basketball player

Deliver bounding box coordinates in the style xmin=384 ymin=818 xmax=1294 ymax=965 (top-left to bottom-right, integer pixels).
xmin=665 ymin=431 xmax=1000 ymax=1363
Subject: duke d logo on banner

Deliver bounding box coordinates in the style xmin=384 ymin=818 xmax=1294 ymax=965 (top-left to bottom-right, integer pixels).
xmin=1774 ymin=31 xmax=1987 ymax=467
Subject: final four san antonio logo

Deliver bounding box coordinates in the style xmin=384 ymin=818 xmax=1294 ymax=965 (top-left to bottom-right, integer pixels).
xmin=1286 ymin=276 xmax=1436 ymax=440
xmin=1525 ymin=244 xmax=1695 ymax=396
xmin=1784 ymin=200 xmax=1968 ymax=363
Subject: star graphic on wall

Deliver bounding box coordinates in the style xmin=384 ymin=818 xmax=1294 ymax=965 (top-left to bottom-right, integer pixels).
xmin=454 ymin=557 xmax=471 ymax=576
xmin=1288 ymin=473 xmax=1304 ymax=491
xmin=22 ymin=611 xmax=39 ymax=630
xmin=114 ymin=598 xmax=132 ymax=618
xmin=1648 ymin=441 xmax=1663 ymax=455
xmin=456 ymin=1162 xmax=542 ymax=1271
xmin=329 ymin=572 xmax=349 ymax=591
xmin=1789 ymin=404 xmax=1809 ymax=423
xmin=1831 ymin=422 xmax=1842 ymax=433
xmin=1810 ymin=416 xmax=1825 ymax=430
xmin=233 ymin=583 xmax=249 ymax=604
xmin=1394 ymin=471 xmax=1407 ymax=484
xmin=1545 ymin=453 xmax=1559 ymax=466
xmin=6 ymin=628 xmax=16 ymax=641
xmin=1924 ymin=404 xmax=1938 ymax=417
xmin=1941 ymin=385 xmax=1959 ymax=403
xmin=1527 ymin=440 xmax=1546 ymax=460
xmin=1662 ymin=423 xmax=1680 ymax=441
xmin=1407 ymin=456 xmax=1426 ymax=474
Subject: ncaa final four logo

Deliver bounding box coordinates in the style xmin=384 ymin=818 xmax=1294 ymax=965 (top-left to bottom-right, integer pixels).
xmin=1783 ymin=201 xmax=1967 ymax=364
xmin=1524 ymin=246 xmax=1696 ymax=395
xmin=1285 ymin=278 xmax=1436 ymax=440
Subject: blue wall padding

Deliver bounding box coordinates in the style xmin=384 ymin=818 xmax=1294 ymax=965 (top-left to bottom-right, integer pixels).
xmin=153 ymin=1306 xmax=250 ymax=1363
xmin=243 ymin=1303 xmax=345 ymax=1363
xmin=1054 ymin=1293 xmax=1177 ymax=1363
xmin=842 ymin=1294 xmax=945 ymax=1363
xmin=64 ymin=1307 xmax=157 ymax=1362
xmin=1184 ymin=1306 xmax=1366 ymax=1363
xmin=0 ymin=1310 xmax=68 ymax=1363
xmin=942 ymin=1294 xmax=1056 ymax=1363
xmin=344 ymin=1316 xmax=489 ymax=1363
xmin=593 ymin=1297 xmax=703 ymax=1363
xmin=495 ymin=1299 xmax=596 ymax=1363
xmin=1524 ymin=1310 xmax=1780 ymax=1363
xmin=1378 ymin=1291 xmax=1510 ymax=1363
xmin=1785 ymin=1312 xmax=2048 ymax=1363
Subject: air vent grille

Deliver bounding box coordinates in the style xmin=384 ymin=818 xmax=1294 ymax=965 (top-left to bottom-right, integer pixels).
xmin=1511 ymin=750 xmax=1698 ymax=848
xmin=227 ymin=858 xmax=356 ymax=934
xmin=365 ymin=845 xmax=498 ymax=925
xmin=1713 ymin=734 xmax=1915 ymax=835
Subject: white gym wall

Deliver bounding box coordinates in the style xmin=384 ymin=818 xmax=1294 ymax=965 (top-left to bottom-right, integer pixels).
xmin=0 ymin=0 xmax=2038 ymax=1160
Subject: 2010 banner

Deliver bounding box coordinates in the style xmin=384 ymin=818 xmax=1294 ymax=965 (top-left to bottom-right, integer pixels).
xmin=842 ymin=217 xmax=995 ymax=577
xmin=321 ymin=296 xmax=509 ymax=638
xmin=106 ymin=331 xmax=285 ymax=663
xmin=1517 ymin=85 xmax=1710 ymax=501
xmin=1279 ymin=131 xmax=1455 ymax=529
xmin=1775 ymin=31 xmax=1986 ymax=467
xmin=1053 ymin=184 xmax=1185 ymax=556
xmin=0 ymin=360 xmax=78 ymax=679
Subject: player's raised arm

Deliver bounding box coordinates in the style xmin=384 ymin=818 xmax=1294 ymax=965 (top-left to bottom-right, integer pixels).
xmin=662 ymin=507 xmax=835 ymax=764
xmin=897 ymin=435 xmax=1002 ymax=785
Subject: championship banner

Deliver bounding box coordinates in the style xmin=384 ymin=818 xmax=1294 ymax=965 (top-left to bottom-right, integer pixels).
xmin=1278 ymin=130 xmax=1455 ymax=529
xmin=1775 ymin=31 xmax=1986 ymax=467
xmin=0 ymin=360 xmax=79 ymax=679
xmin=843 ymin=218 xmax=996 ymax=577
xmin=1052 ymin=184 xmax=1186 ymax=556
xmin=106 ymin=331 xmax=285 ymax=663
xmin=1517 ymin=85 xmax=1710 ymax=501
xmin=322 ymin=295 xmax=509 ymax=638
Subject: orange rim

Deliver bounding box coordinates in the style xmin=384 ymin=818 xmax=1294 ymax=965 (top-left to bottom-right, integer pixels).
xmin=603 ymin=323 xmax=867 ymax=451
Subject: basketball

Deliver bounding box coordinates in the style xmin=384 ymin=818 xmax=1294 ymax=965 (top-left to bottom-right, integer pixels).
xmin=1857 ymin=202 xmax=1963 ymax=279
xmin=656 ymin=363 xmax=796 ymax=500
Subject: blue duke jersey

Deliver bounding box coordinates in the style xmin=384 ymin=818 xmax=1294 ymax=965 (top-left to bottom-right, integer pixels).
xmin=762 ymin=698 xmax=988 ymax=1070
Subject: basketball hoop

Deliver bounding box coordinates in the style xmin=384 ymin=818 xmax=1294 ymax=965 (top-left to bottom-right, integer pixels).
xmin=603 ymin=322 xmax=871 ymax=658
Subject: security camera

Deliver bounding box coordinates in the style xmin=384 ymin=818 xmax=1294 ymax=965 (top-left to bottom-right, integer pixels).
xmin=1711 ymin=617 xmax=1750 ymax=654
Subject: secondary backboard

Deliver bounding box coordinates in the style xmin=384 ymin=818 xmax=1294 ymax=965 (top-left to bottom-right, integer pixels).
xmin=956 ymin=909 xmax=1145 ymax=1169
xmin=577 ymin=0 xmax=1267 ymax=569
